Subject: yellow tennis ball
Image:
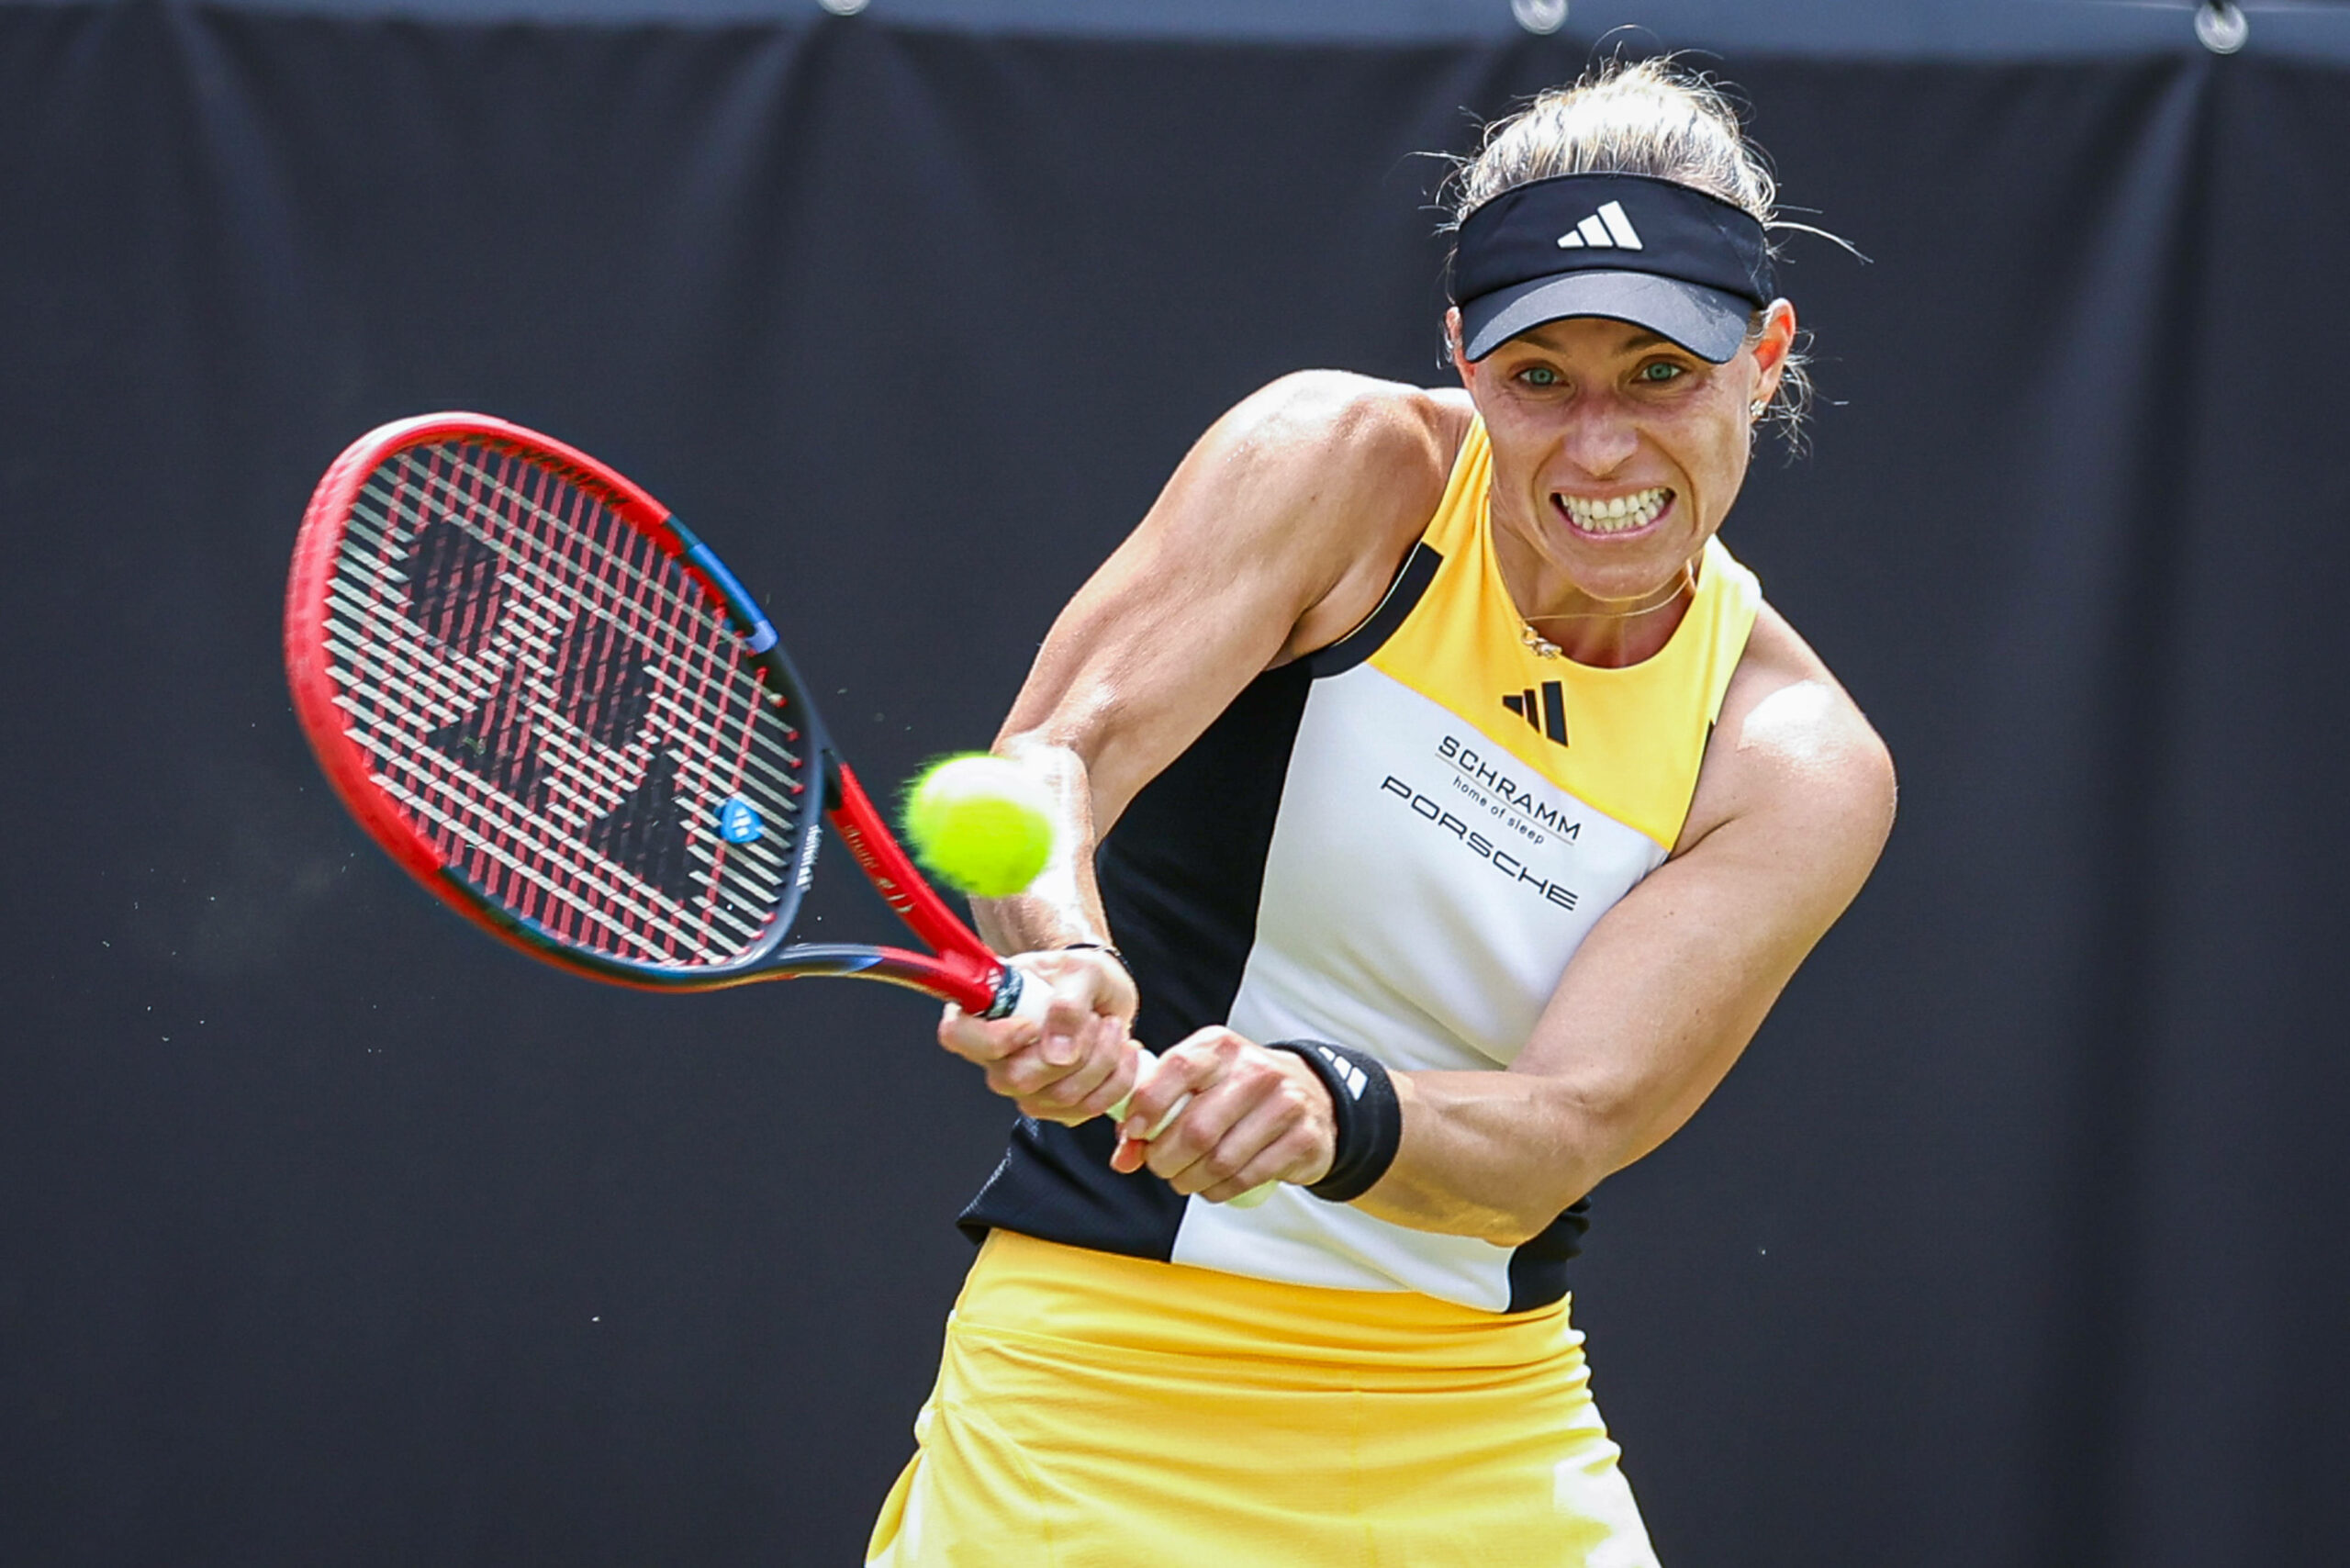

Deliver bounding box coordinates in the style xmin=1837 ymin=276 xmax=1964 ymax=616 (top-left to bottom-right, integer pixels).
xmin=901 ymin=754 xmax=1056 ymax=898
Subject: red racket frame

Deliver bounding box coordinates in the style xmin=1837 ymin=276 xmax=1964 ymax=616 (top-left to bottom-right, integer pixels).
xmin=285 ymin=412 xmax=1018 ymax=1017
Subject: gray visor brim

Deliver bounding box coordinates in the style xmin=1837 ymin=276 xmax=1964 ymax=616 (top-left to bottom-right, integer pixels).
xmin=1460 ymin=271 xmax=1754 ymax=364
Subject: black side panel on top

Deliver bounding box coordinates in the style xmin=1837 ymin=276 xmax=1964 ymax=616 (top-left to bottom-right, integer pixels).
xmin=1506 ymin=1200 xmax=1593 ymax=1313
xmin=958 ymin=657 xmax=1317 ymax=1256
xmin=1096 ymin=655 xmax=1319 ymax=1049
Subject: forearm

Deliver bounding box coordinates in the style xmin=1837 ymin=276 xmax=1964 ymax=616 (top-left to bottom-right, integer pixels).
xmin=1348 ymin=944 xmax=1798 ymax=1244
xmin=1352 ymin=1070 xmax=1620 ymax=1246
xmin=968 ymin=737 xmax=1114 ymax=958
xmin=1351 ymin=959 xmax=1795 ymax=1245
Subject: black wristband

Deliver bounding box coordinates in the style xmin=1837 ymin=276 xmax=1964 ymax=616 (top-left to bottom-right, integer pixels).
xmin=1264 ymin=1039 xmax=1402 ymax=1204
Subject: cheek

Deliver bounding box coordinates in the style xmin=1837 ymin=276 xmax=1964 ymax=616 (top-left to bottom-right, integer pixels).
xmin=1692 ymin=431 xmax=1752 ymax=510
xmin=1674 ymin=398 xmax=1755 ymax=487
xmin=1470 ymin=406 xmax=1550 ymax=481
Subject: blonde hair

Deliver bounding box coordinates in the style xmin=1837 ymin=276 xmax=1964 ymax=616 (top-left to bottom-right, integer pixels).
xmin=1444 ymin=58 xmax=1822 ymax=450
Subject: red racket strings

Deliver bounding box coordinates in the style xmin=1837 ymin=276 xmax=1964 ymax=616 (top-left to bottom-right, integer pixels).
xmin=319 ymin=441 xmax=805 ymax=969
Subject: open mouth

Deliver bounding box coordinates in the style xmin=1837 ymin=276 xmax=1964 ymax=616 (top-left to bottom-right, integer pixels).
xmin=1553 ymin=487 xmax=1672 ymax=537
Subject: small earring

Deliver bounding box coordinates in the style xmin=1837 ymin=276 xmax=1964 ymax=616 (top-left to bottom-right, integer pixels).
xmin=1749 ymin=399 xmax=1769 ymax=420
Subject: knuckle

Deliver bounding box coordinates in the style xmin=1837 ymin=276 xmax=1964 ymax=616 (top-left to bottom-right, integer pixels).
xmin=955 ymin=1022 xmax=1024 ymax=1064
xmin=1284 ymin=1128 xmax=1333 ymax=1186
xmin=1037 ymin=1070 xmax=1096 ymax=1110
xmin=1151 ymin=1131 xmax=1202 ymax=1172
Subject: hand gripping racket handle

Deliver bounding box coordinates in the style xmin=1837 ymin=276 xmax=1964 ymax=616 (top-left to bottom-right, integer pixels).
xmin=1000 ymin=970 xmax=1275 ymax=1209
xmin=1110 ymin=1047 xmax=1277 ymax=1210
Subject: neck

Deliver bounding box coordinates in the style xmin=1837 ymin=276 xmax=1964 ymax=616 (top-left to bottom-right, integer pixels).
xmin=1501 ymin=548 xmax=1699 ymax=669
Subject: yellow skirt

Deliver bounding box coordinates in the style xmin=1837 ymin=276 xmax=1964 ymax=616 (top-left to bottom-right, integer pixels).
xmin=866 ymin=1231 xmax=1659 ymax=1568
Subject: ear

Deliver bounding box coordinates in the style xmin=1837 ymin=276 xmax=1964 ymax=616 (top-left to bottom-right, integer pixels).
xmin=1750 ymin=299 xmax=1797 ymax=403
xmin=1444 ymin=308 xmax=1475 ymax=389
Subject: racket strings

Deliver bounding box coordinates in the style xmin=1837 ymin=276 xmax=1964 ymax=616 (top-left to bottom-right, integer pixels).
xmin=371 ymin=448 xmax=786 ymax=952
xmin=321 ymin=441 xmax=807 ymax=967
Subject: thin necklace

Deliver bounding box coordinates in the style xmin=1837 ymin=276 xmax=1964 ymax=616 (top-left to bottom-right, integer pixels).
xmin=1517 ymin=570 xmax=1695 ymax=660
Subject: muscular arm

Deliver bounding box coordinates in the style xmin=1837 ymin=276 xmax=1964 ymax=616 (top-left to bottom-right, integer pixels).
xmin=1354 ymin=624 xmax=1896 ymax=1242
xmin=934 ymin=374 xmax=1462 ymax=1123
xmin=1118 ymin=615 xmax=1895 ymax=1226
xmin=990 ymin=373 xmax=1458 ymax=874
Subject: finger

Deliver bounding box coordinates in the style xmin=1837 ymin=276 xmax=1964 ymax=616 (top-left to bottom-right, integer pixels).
xmin=1118 ymin=1029 xmax=1227 ymax=1139
xmin=938 ymin=1002 xmax=1034 ymax=1066
xmin=1019 ymin=1022 xmax=1125 ymax=1120
xmin=998 ymin=1008 xmax=1120 ymax=1103
xmin=1141 ymin=1070 xmax=1257 ymax=1191
xmin=1037 ymin=997 xmax=1083 ymax=1067
xmin=994 ymin=1041 xmax=1069 ymax=1100
xmin=1144 ymin=1040 xmax=1315 ymax=1193
xmin=1071 ymin=1025 xmax=1143 ymax=1121
xmin=1034 ymin=963 xmax=1114 ymax=1068
xmin=1195 ymin=1092 xmax=1317 ymax=1202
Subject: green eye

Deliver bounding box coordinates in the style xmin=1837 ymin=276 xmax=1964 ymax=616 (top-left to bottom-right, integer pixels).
xmin=1637 ymin=361 xmax=1684 ymax=384
xmin=1519 ymin=365 xmax=1561 ymax=387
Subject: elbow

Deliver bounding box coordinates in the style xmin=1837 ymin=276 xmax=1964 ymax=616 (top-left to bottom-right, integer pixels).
xmin=1485 ymin=1213 xmax=1570 ymax=1250
xmin=1476 ymin=1157 xmax=1604 ymax=1251
xmin=1484 ymin=1083 xmax=1643 ymax=1246
xmin=1485 ymin=1175 xmax=1598 ymax=1249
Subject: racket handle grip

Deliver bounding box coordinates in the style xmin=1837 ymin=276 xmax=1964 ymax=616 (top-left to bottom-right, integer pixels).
xmin=1108 ymin=1048 xmax=1276 ymax=1209
xmin=994 ymin=962 xmax=1055 ymax=1025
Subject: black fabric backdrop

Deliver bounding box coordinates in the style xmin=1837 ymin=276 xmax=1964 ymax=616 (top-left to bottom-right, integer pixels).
xmin=4 ymin=6 xmax=2346 ymax=1564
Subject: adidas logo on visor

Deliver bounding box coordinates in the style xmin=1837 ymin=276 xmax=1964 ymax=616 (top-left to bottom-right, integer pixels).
xmin=1556 ymin=200 xmax=1644 ymax=251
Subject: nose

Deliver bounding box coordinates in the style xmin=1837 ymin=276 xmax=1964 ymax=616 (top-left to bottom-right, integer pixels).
xmin=1556 ymin=392 xmax=1639 ymax=478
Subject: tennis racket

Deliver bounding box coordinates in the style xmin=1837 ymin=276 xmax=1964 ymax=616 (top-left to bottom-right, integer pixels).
xmin=284 ymin=412 xmax=1271 ymax=1201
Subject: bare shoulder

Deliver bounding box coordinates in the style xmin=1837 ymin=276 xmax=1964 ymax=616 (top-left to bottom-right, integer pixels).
xmin=1002 ymin=373 xmax=1470 ymax=806
xmin=1199 ymin=370 xmax=1463 ymax=550
xmin=1217 ymin=369 xmax=1468 ymax=471
xmin=1190 ymin=372 xmax=1467 ymax=655
xmin=1675 ymin=604 xmax=1897 ymax=898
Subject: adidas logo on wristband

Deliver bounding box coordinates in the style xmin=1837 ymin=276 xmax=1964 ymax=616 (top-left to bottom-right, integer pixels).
xmin=1316 ymin=1045 xmax=1369 ymax=1101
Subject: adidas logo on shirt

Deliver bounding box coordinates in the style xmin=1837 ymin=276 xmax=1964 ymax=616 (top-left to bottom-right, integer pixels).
xmin=1555 ymin=200 xmax=1643 ymax=251
xmin=1502 ymin=681 xmax=1571 ymax=747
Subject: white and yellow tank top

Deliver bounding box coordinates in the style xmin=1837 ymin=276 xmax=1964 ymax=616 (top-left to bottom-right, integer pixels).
xmin=962 ymin=420 xmax=1762 ymax=1313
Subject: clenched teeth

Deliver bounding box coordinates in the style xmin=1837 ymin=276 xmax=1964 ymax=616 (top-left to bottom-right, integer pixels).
xmin=1557 ymin=487 xmax=1670 ymax=534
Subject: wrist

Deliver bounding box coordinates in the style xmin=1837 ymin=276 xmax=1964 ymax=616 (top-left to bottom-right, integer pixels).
xmin=1013 ymin=941 xmax=1139 ymax=1018
xmin=1262 ymin=1039 xmax=1402 ymax=1203
xmin=1052 ymin=940 xmax=1129 ymax=978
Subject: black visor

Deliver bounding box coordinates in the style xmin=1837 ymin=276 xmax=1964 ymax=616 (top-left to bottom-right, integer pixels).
xmin=1452 ymin=173 xmax=1775 ymax=364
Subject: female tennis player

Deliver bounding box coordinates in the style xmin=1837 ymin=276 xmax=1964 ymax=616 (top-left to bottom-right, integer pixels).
xmin=870 ymin=60 xmax=1895 ymax=1567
